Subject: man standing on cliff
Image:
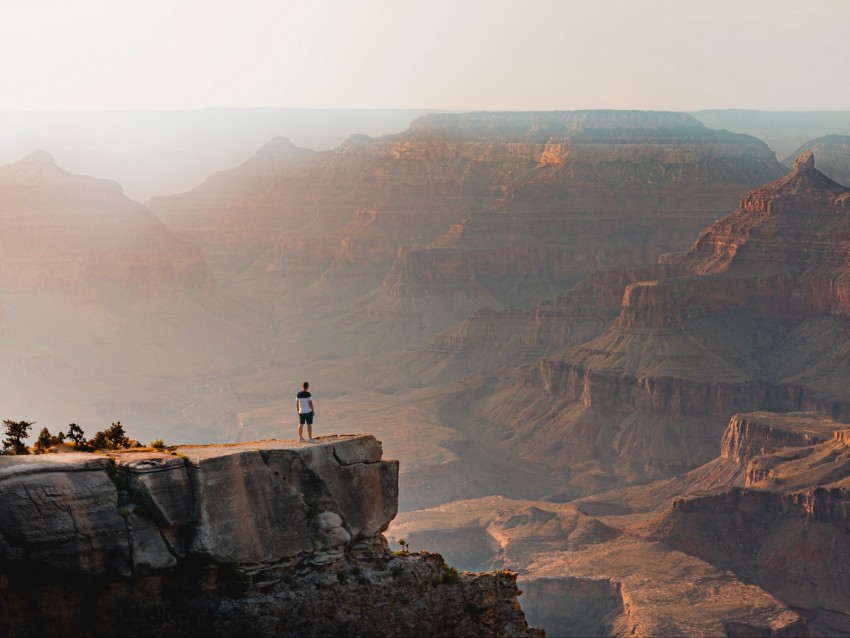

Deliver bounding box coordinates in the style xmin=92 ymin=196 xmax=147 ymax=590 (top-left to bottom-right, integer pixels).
xmin=296 ymin=381 xmax=315 ymax=442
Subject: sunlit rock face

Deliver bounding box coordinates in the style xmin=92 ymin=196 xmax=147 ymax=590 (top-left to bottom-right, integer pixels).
xmin=0 ymin=151 xmax=208 ymax=295
xmin=0 ymin=436 xmax=541 ymax=638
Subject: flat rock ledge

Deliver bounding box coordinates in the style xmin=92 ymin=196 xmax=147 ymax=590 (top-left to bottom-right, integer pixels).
xmin=0 ymin=435 xmax=541 ymax=637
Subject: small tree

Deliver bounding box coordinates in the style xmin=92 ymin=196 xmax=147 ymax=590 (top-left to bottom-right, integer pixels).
xmin=89 ymin=422 xmax=131 ymax=451
xmin=66 ymin=423 xmax=87 ymax=449
xmin=2 ymin=420 xmax=34 ymax=455
xmin=33 ymin=427 xmax=53 ymax=454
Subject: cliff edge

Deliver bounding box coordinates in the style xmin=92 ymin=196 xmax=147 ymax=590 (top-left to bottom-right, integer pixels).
xmin=0 ymin=435 xmax=541 ymax=637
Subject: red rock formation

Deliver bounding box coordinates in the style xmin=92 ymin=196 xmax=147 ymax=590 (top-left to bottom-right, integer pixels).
xmin=639 ymin=412 xmax=850 ymax=634
xmin=393 ymin=411 xmax=849 ymax=635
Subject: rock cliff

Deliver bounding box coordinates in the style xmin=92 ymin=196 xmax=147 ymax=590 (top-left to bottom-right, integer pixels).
xmin=639 ymin=412 xmax=850 ymax=635
xmin=0 ymin=436 xmax=541 ymax=637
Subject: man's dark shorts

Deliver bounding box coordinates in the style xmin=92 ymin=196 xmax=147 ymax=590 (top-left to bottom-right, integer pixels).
xmin=299 ymin=412 xmax=314 ymax=425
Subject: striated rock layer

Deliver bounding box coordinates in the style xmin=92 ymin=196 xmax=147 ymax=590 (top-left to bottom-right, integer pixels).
xmin=0 ymin=436 xmax=541 ymax=637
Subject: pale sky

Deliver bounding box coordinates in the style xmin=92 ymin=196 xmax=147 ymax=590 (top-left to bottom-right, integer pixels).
xmin=2 ymin=0 xmax=849 ymax=112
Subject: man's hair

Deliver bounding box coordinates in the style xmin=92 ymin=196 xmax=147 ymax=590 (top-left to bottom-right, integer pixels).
xmin=302 ymin=381 xmax=309 ymax=389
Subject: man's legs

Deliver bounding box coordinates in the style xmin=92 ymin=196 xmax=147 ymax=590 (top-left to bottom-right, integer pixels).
xmin=298 ymin=417 xmax=305 ymax=442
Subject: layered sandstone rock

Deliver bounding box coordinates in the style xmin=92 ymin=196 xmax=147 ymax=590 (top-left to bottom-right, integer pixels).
xmin=0 ymin=151 xmax=208 ymax=295
xmin=0 ymin=436 xmax=540 ymax=637
xmin=638 ymin=413 xmax=850 ymax=635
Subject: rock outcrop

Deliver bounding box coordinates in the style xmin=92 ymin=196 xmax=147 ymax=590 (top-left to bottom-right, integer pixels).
xmin=782 ymin=134 xmax=850 ymax=186
xmin=0 ymin=436 xmax=541 ymax=637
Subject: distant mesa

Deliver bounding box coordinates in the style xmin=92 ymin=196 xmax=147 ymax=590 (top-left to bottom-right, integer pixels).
xmin=782 ymin=133 xmax=850 ymax=186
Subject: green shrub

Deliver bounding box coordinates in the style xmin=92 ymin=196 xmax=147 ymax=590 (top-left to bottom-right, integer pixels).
xmin=149 ymin=438 xmax=166 ymax=450
xmin=441 ymin=563 xmax=459 ymax=584
xmin=89 ymin=421 xmax=131 ymax=451
xmin=33 ymin=427 xmax=52 ymax=454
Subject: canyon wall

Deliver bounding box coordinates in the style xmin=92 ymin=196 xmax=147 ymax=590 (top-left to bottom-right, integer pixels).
xmin=478 ymin=154 xmax=850 ymax=494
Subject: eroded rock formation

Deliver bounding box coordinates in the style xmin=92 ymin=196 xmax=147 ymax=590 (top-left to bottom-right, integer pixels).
xmin=150 ymin=111 xmax=786 ymax=351
xmin=0 ymin=436 xmax=541 ymax=637
xmin=471 ymin=153 xmax=850 ymax=493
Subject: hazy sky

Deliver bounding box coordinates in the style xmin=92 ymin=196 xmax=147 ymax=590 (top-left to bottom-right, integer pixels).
xmin=2 ymin=0 xmax=849 ymax=111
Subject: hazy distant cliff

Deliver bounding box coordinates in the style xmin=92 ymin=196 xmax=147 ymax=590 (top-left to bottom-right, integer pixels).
xmin=150 ymin=110 xmax=786 ymax=335
xmin=0 ymin=436 xmax=541 ymax=637
xmin=0 ymin=151 xmax=208 ymax=296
